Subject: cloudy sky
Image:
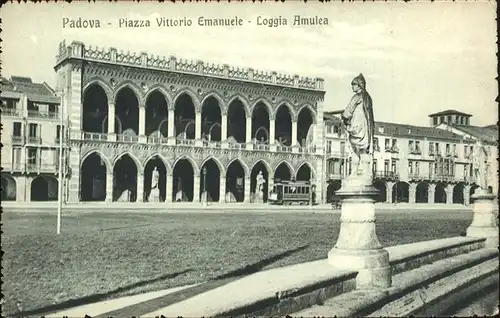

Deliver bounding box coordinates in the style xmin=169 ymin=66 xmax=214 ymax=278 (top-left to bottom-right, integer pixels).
xmin=1 ymin=1 xmax=497 ymax=126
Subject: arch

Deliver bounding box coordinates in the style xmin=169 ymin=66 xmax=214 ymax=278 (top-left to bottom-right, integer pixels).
xmin=158 ymin=119 xmax=169 ymax=136
xmin=274 ymin=160 xmax=294 ymax=182
xmin=392 ymin=181 xmax=409 ymax=203
xmin=80 ymin=152 xmax=107 ymax=201
xmin=113 ymin=152 xmax=143 ymax=172
xmin=274 ymin=160 xmax=296 ymax=177
xmin=101 ymin=115 xmax=123 ymax=135
xmin=113 ymin=153 xmax=138 ymax=202
xmin=296 ymin=104 xmax=317 ymax=124
xmin=416 ymin=182 xmax=429 ymax=203
xmin=143 ymin=155 xmax=168 ymax=202
xmin=31 ymin=176 xmax=58 ymax=201
xmin=200 ymin=92 xmax=225 ymax=113
xmin=208 ymin=122 xmax=222 ymax=141
xmin=173 ymin=155 xmax=199 ymax=174
xmin=200 ymin=156 xmax=226 ymax=175
xmin=173 ymin=157 xmax=195 ymax=202
xmin=470 ymin=184 xmax=480 ymax=197
xmin=82 ymin=82 xmax=110 ymax=133
xmin=173 ymin=89 xmax=201 ymax=107
xmin=296 ymin=162 xmax=315 ymax=181
xmin=144 ymin=85 xmax=173 ymax=106
xmin=1 ymin=174 xmax=16 ymax=201
xmin=251 ymin=98 xmax=273 ymax=117
xmin=227 ymin=94 xmax=251 ymax=117
xmin=81 ymin=150 xmax=112 ymax=171
xmin=201 ymin=96 xmax=222 ymax=141
xmin=373 ymin=179 xmax=387 ymax=203
xmin=453 ymin=182 xmax=466 ymax=204
xmin=145 ymin=89 xmax=169 ymax=136
xmin=251 ymin=160 xmax=270 ymax=202
xmin=434 ymin=182 xmax=447 ymax=203
xmin=200 ymin=158 xmax=222 ymax=202
xmin=274 ymin=103 xmax=294 ymax=146
xmin=113 ymin=81 xmax=144 ymax=104
xmin=143 ymin=153 xmax=172 ymax=173
xmin=226 ymin=159 xmax=247 ymax=203
xmin=275 ymin=102 xmax=296 ymax=123
xmin=226 ymin=158 xmax=250 ymax=176
xmin=250 ymin=159 xmax=272 ymax=176
xmin=297 ymin=105 xmax=316 ymax=146
xmin=115 ymin=85 xmax=140 ymax=134
xmin=82 ymin=78 xmax=113 ymax=102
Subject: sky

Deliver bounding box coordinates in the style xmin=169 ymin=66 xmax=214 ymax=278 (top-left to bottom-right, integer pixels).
xmin=1 ymin=1 xmax=497 ymax=126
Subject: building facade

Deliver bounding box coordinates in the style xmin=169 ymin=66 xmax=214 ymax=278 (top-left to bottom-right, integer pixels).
xmin=324 ymin=110 xmax=498 ymax=205
xmin=13 ymin=40 xmax=325 ymax=204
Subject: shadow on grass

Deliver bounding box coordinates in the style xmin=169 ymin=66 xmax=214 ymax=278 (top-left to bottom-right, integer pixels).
xmin=92 ymin=244 xmax=310 ymax=318
xmin=12 ymin=269 xmax=192 ymax=317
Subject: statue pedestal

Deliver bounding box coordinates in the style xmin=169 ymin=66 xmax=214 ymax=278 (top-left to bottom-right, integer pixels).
xmin=328 ymin=176 xmax=392 ymax=289
xmin=117 ymin=189 xmax=130 ymax=202
xmin=148 ymin=188 xmax=160 ymax=203
xmin=466 ymin=188 xmax=499 ymax=248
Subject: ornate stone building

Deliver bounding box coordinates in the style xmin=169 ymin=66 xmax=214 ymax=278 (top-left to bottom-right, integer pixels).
xmin=324 ymin=110 xmax=498 ymax=206
xmin=54 ymin=40 xmax=326 ymax=204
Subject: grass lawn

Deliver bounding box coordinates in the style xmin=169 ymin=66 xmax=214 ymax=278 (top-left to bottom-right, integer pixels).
xmin=2 ymin=209 xmax=473 ymax=316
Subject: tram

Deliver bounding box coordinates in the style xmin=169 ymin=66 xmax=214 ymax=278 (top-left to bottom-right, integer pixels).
xmin=268 ymin=179 xmax=316 ymax=205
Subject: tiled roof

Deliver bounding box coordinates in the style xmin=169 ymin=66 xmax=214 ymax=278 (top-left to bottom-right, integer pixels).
xmin=374 ymin=121 xmax=468 ymax=141
xmin=428 ymin=109 xmax=472 ymax=117
xmin=450 ymin=124 xmax=498 ymax=144
xmin=1 ymin=76 xmax=59 ymax=104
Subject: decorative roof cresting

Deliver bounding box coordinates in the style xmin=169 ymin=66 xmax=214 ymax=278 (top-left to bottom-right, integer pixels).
xmin=56 ymin=40 xmax=325 ymax=91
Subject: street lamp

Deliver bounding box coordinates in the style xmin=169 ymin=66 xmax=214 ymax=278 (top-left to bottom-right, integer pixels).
xmin=202 ymin=166 xmax=207 ymax=206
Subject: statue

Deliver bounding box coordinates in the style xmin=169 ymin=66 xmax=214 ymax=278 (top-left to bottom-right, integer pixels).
xmin=255 ymin=171 xmax=266 ymax=201
xmin=341 ymin=74 xmax=375 ymax=181
xmin=148 ymin=166 xmax=160 ymax=202
xmin=151 ymin=167 xmax=159 ymax=189
xmin=473 ymin=140 xmax=489 ymax=190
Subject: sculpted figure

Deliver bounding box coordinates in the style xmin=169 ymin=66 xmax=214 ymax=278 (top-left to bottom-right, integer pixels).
xmin=256 ymin=171 xmax=266 ymax=198
xmin=341 ymin=74 xmax=375 ymax=179
xmin=151 ymin=166 xmax=159 ymax=189
xmin=473 ymin=140 xmax=489 ymax=190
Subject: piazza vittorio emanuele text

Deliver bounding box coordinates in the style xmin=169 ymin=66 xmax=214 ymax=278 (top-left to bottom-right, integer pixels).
xmin=1 ymin=40 xmax=498 ymax=205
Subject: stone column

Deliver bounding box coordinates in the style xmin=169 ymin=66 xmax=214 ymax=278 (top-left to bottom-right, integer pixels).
xmin=328 ymin=178 xmax=392 ymax=289
xmin=193 ymin=174 xmax=200 ymax=203
xmin=165 ymin=172 xmax=173 ymax=203
xmin=466 ymin=188 xmax=499 ymax=248
xmin=108 ymin=102 xmax=116 ymax=141
xmin=428 ymin=184 xmax=436 ymax=204
xmin=167 ymin=109 xmax=175 ymax=145
xmin=219 ymin=176 xmax=226 ymax=203
xmin=246 ymin=117 xmax=253 ymax=150
xmin=463 ymin=185 xmax=471 ymax=206
xmin=195 ymin=113 xmax=202 ymax=140
xmin=269 ymin=119 xmax=276 ymax=145
xmin=138 ymin=106 xmax=146 ymax=143
xmin=244 ymin=176 xmax=251 ymax=203
xmin=446 ymin=184 xmax=453 ymax=204
xmin=409 ymin=183 xmax=417 ymax=204
xmin=137 ymin=172 xmax=145 ymax=202
xmin=106 ymin=172 xmax=114 ymax=202
xmin=386 ymin=181 xmax=393 ymax=203
xmin=291 ymin=120 xmax=298 ymax=146
xmin=221 ymin=114 xmax=228 ymax=141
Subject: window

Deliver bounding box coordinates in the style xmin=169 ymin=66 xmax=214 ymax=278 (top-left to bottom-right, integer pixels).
xmin=384 ymin=160 xmax=390 ymax=173
xmin=408 ymin=140 xmax=414 ymax=150
xmin=27 ymin=148 xmax=37 ymax=164
xmin=333 ymin=126 xmax=339 ymax=134
xmin=415 ymin=141 xmax=420 ymax=151
xmin=435 ymin=143 xmax=440 ymax=154
xmin=13 ymin=122 xmax=22 ymax=136
xmin=429 ymin=162 xmax=433 ymax=175
xmin=415 ymin=162 xmax=420 ymax=174
xmin=447 ymin=115 xmax=452 ymax=122
xmin=384 ymin=138 xmax=390 ymax=150
xmin=13 ymin=148 xmax=22 ymax=164
xmin=326 ymin=141 xmax=332 ymax=153
xmin=372 ymin=159 xmax=377 ymax=173
xmin=340 ymin=141 xmax=345 ymax=154
xmin=28 ymin=123 xmax=38 ymax=137
xmin=374 ymin=137 xmax=379 ymax=150
xmin=464 ymin=165 xmax=468 ymax=177
xmin=460 ymin=117 xmax=464 ymax=125
xmin=433 ymin=117 xmax=438 ymax=125
xmin=408 ymin=161 xmax=413 ymax=174
xmin=327 ymin=125 xmax=332 ymax=134
xmin=470 ymin=146 xmax=474 ymax=155
xmin=56 ymin=125 xmax=64 ymax=139
xmin=452 ymin=144 xmax=457 ymax=156
xmin=464 ymin=145 xmax=468 ymax=157
xmin=391 ymin=160 xmax=397 ymax=173
xmin=429 ymin=142 xmax=434 ymax=153
xmin=440 ymin=116 xmax=444 ymax=123
xmin=446 ymin=144 xmax=450 ymax=154
xmin=392 ymin=139 xmax=397 ymax=148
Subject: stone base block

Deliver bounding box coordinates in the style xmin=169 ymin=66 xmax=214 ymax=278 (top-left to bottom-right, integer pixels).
xmin=328 ymin=247 xmax=391 ymax=289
